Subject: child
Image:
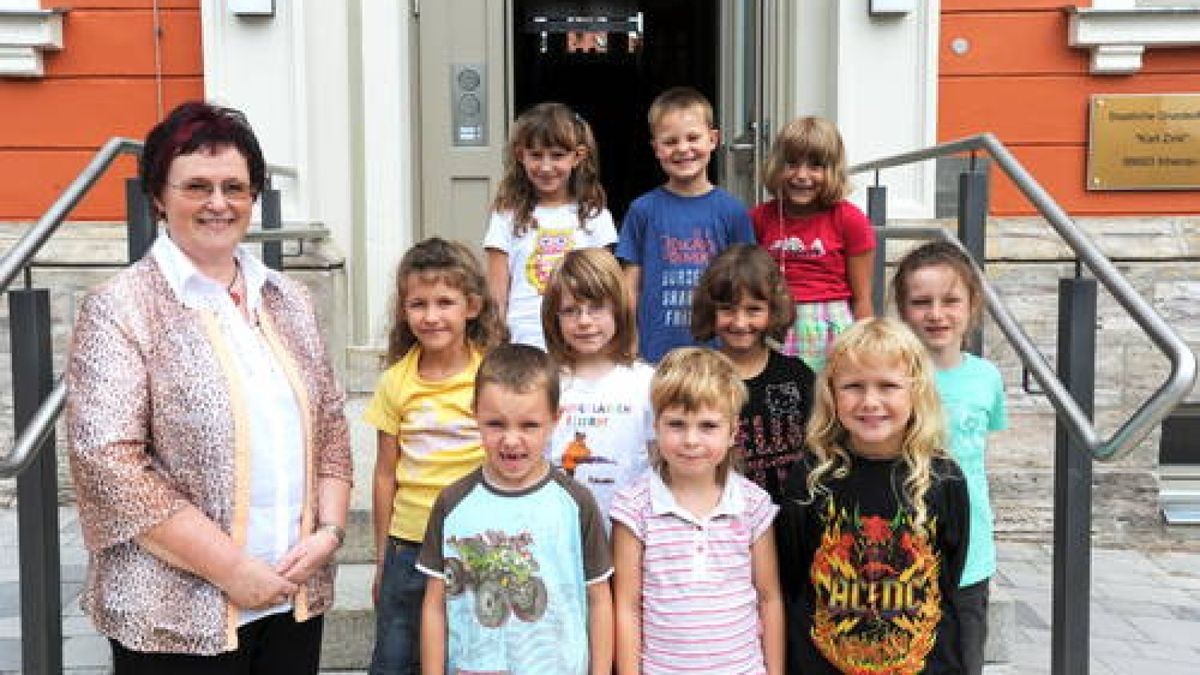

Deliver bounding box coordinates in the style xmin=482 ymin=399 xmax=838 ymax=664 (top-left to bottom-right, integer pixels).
xmin=542 ymin=248 xmax=655 ymax=519
xmin=485 ymin=101 xmax=618 ymax=350
xmin=894 ymin=241 xmax=1008 ymax=675
xmin=750 ymin=116 xmax=876 ymax=371
xmin=616 ymin=86 xmax=756 ymax=362
xmin=611 ymin=347 xmax=784 ymax=674
xmin=417 ymin=344 xmax=614 ymax=674
xmin=692 ymin=243 xmax=815 ymax=502
xmin=363 ymin=237 xmax=506 ymax=675
xmin=776 ymin=318 xmax=970 ymax=674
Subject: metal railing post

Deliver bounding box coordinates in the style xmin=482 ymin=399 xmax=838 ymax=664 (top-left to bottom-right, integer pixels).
xmin=1051 ymin=275 xmax=1096 ymax=675
xmin=958 ymin=161 xmax=988 ymax=354
xmin=126 ymin=178 xmax=156 ymax=262
xmin=9 ymin=288 xmax=62 ymax=675
xmin=261 ymin=187 xmax=283 ymax=271
xmin=867 ymin=183 xmax=887 ymax=315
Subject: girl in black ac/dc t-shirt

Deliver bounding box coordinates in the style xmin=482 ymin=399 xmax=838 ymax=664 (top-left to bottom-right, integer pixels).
xmin=776 ymin=319 xmax=969 ymax=675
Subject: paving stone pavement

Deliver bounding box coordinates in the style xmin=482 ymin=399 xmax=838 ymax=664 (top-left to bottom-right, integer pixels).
xmin=2 ymin=506 xmax=1200 ymax=673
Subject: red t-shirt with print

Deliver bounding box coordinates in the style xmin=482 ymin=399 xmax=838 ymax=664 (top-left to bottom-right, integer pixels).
xmin=750 ymin=199 xmax=876 ymax=303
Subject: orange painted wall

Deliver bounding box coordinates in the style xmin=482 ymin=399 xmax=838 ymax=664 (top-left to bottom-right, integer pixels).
xmin=0 ymin=0 xmax=203 ymax=221
xmin=939 ymin=4 xmax=1200 ymax=216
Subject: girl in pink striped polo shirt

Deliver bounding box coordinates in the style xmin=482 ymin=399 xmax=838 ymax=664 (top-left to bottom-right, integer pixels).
xmin=611 ymin=347 xmax=784 ymax=674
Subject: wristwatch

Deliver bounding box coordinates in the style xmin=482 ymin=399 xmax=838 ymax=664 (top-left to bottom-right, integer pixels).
xmin=317 ymin=522 xmax=346 ymax=548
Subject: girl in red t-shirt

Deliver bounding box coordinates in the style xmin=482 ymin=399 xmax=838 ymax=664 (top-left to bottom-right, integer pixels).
xmin=750 ymin=116 xmax=876 ymax=372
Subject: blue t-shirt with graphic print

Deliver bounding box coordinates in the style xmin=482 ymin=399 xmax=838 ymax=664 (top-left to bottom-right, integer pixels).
xmin=616 ymin=186 xmax=755 ymax=362
xmin=417 ymin=468 xmax=612 ymax=674
xmin=935 ymin=352 xmax=1008 ymax=587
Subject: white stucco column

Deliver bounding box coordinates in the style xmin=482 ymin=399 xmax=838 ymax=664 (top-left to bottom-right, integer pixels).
xmin=201 ymin=0 xmax=311 ymax=220
xmin=354 ymin=0 xmax=416 ymax=346
xmin=784 ymin=1 xmax=940 ymax=217
xmin=200 ymin=1 xmax=413 ymax=347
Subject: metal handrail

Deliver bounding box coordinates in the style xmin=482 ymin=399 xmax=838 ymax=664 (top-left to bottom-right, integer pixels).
xmin=851 ymin=133 xmax=1197 ymax=461
xmin=243 ymin=225 xmax=328 ymax=242
xmin=0 ymin=378 xmax=65 ymax=477
xmin=0 ymin=138 xmax=141 ymax=479
xmin=0 ymin=137 xmax=141 ymax=295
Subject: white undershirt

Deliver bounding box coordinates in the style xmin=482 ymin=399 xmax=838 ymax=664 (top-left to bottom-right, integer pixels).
xmin=152 ymin=236 xmax=305 ymax=624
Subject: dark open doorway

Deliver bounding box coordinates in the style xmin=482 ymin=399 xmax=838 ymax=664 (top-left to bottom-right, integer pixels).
xmin=512 ymin=0 xmax=719 ymax=223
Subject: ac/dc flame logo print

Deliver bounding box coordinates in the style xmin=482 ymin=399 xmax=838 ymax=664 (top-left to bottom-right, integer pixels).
xmin=810 ymin=500 xmax=942 ymax=674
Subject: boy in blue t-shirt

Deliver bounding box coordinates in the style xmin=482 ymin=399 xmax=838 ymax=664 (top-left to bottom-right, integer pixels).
xmin=616 ymin=86 xmax=756 ymax=362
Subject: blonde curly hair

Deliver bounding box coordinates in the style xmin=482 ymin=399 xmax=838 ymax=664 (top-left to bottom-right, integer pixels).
xmin=803 ymin=318 xmax=949 ymax=533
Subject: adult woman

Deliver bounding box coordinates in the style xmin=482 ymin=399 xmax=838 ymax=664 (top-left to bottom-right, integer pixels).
xmin=66 ymin=101 xmax=352 ymax=673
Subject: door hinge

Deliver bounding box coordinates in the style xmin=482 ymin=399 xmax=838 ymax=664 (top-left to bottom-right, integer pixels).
xmin=411 ymin=0 xmax=420 ymax=19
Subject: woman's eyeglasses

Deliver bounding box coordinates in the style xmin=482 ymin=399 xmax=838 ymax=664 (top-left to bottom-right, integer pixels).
xmin=168 ymin=180 xmax=255 ymax=203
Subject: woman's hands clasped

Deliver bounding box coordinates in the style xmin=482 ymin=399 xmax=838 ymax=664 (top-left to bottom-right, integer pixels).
xmin=219 ymin=528 xmax=340 ymax=610
xmin=222 ymin=557 xmax=299 ymax=610
xmin=275 ymin=527 xmax=342 ymax=587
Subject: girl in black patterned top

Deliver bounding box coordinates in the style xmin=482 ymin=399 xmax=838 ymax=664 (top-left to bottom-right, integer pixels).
xmin=692 ymin=243 xmax=816 ymax=502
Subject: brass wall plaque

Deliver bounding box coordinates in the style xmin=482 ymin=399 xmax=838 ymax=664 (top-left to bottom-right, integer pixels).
xmin=1088 ymin=94 xmax=1200 ymax=191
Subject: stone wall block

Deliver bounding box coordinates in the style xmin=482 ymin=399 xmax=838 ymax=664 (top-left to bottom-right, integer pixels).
xmin=1155 ymin=281 xmax=1200 ymax=346
xmin=1120 ymin=343 xmax=1175 ymax=407
xmin=1176 ymin=217 xmax=1200 ymax=256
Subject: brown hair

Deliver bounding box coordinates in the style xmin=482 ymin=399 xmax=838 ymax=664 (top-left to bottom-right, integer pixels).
xmin=492 ymin=102 xmax=606 ymax=236
xmin=647 ymin=86 xmax=714 ymax=134
xmin=649 ymin=347 xmax=747 ymax=485
xmin=762 ymin=116 xmax=849 ymax=209
xmin=802 ymin=319 xmax=948 ymax=533
xmin=541 ymin=248 xmax=637 ymax=369
xmin=473 ymin=343 xmax=561 ymax=413
xmin=691 ymin=244 xmax=795 ymax=343
xmin=891 ymin=241 xmax=985 ymax=333
xmin=386 ymin=237 xmax=507 ymax=365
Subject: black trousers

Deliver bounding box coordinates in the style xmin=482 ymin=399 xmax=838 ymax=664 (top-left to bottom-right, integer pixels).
xmin=953 ymin=578 xmax=990 ymax=675
xmin=110 ymin=612 xmax=324 ymax=675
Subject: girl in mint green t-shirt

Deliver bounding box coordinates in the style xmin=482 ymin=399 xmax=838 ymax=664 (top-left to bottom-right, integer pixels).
xmin=894 ymin=241 xmax=1008 ymax=675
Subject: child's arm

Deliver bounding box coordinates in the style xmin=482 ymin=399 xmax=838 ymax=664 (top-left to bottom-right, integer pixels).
xmin=846 ymin=250 xmax=876 ymax=319
xmin=371 ymin=430 xmax=400 ymax=604
xmin=622 ymin=264 xmax=642 ymax=319
xmin=485 ymin=249 xmax=510 ymax=323
xmin=752 ymin=524 xmax=786 ymax=675
xmin=420 ymin=577 xmax=447 ymax=675
xmin=587 ymin=579 xmax=615 ymax=675
xmin=612 ymin=522 xmax=643 ymax=674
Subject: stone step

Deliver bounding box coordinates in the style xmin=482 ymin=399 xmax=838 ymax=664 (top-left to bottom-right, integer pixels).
xmin=321 ymin=562 xmax=375 ymax=671
xmin=320 ymin=511 xmax=377 ymax=670
xmin=985 ymin=584 xmax=1015 ymax=665
xmin=341 ymin=508 xmax=375 ymax=564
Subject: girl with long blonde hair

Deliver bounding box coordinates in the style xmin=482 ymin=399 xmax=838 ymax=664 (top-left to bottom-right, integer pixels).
xmin=776 ymin=318 xmax=970 ymax=675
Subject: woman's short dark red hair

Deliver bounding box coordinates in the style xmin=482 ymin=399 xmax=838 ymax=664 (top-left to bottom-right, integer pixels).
xmin=139 ymin=101 xmax=266 ymax=218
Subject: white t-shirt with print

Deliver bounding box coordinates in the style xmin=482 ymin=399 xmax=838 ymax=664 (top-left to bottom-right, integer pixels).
xmin=483 ymin=203 xmax=617 ymax=349
xmin=547 ymin=362 xmax=655 ymax=521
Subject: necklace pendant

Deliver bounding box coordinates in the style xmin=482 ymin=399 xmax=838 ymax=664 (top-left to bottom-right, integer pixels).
xmin=229 ymin=290 xmax=242 ymax=306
